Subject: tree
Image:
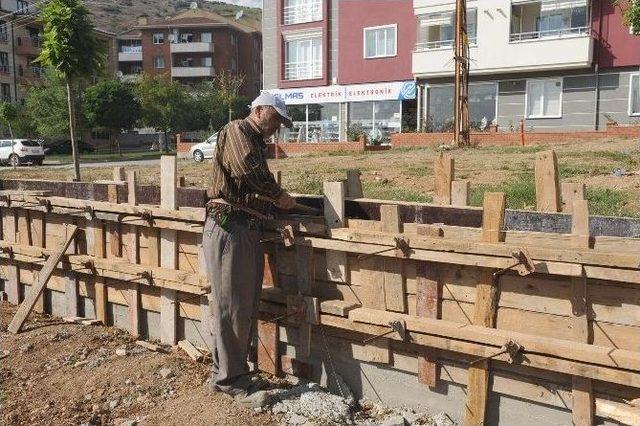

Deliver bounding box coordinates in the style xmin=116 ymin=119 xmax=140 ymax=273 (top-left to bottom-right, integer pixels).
xmin=0 ymin=102 xmax=17 ymax=169
xmin=84 ymin=79 xmax=141 ymax=156
xmin=24 ymin=72 xmax=74 ymax=140
xmin=37 ymin=0 xmax=105 ymax=181
xmin=135 ymin=74 xmax=190 ymax=152
xmin=194 ymin=79 xmax=249 ymax=132
xmin=213 ymin=70 xmax=246 ymax=123
xmin=613 ymin=0 xmax=640 ymax=34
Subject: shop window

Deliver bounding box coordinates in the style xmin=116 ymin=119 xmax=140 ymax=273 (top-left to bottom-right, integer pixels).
xmin=526 ymin=78 xmax=562 ymax=118
xmin=364 ymin=25 xmax=397 ymax=58
xmin=630 ymin=74 xmax=640 ymax=116
xmin=282 ymin=103 xmax=339 ymax=143
xmin=427 ymin=83 xmax=497 ymax=131
xmin=349 ymin=100 xmax=401 ymax=144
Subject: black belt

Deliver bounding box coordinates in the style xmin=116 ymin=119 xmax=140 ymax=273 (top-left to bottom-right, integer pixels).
xmin=208 ymin=209 xmax=263 ymax=231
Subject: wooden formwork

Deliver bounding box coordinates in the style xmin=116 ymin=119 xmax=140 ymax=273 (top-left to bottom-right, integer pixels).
xmin=1 ymin=152 xmax=639 ymax=425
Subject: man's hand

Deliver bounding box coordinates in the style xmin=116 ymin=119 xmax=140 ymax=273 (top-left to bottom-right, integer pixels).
xmin=276 ymin=192 xmax=296 ymax=210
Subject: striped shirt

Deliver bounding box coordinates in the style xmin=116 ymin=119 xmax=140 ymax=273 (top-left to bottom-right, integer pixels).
xmin=209 ymin=117 xmax=282 ymax=217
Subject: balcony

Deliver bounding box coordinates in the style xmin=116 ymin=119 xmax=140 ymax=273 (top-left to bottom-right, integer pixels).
xmin=118 ymin=46 xmax=142 ymax=62
xmin=120 ymin=74 xmax=142 ymax=83
xmin=171 ymin=66 xmax=214 ymax=78
xmin=283 ymin=0 xmax=322 ymax=25
xmin=284 ymin=61 xmax=322 ymax=81
xmin=16 ymin=35 xmax=41 ymax=55
xmin=170 ymin=42 xmax=215 ymax=53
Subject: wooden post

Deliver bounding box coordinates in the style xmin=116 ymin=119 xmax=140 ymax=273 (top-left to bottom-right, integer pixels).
xmin=113 ymin=166 xmax=125 ymax=182
xmin=3 ymin=208 xmax=18 ymax=305
xmin=295 ymin=244 xmax=315 ymax=359
xmin=160 ymin=156 xmax=178 ymax=345
xmin=30 ymin=211 xmax=46 ymax=313
xmin=570 ymin=199 xmax=595 ymax=425
xmin=346 ymin=169 xmax=364 ymax=198
xmin=323 ymin=181 xmax=347 ymax=283
xmin=126 ymin=170 xmax=141 ymax=337
xmin=276 ymin=170 xmax=282 ymax=186
xmin=434 ymin=153 xmax=454 ymax=205
xmin=89 ymin=212 xmax=107 ymax=323
xmin=535 ymin=150 xmax=561 ymax=212
xmin=380 ymin=205 xmax=406 ymax=313
xmin=65 ymin=272 xmax=78 ymax=317
xmin=561 ymin=182 xmax=586 ymax=213
xmin=451 ymin=180 xmax=470 ymax=207
xmin=464 ymin=192 xmax=506 ymax=425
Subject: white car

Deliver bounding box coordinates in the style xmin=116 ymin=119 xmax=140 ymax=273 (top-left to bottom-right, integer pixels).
xmin=190 ymin=133 xmax=218 ymax=163
xmin=0 ymin=139 xmax=45 ymax=166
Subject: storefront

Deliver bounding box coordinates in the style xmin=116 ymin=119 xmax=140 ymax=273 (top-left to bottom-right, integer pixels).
xmin=267 ymin=80 xmax=416 ymax=144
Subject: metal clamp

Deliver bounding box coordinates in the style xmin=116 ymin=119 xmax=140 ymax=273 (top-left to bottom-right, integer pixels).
xmin=0 ymin=246 xmax=14 ymax=258
xmin=84 ymin=206 xmax=95 ymax=220
xmin=260 ymin=225 xmax=295 ymax=247
xmin=469 ymin=339 xmax=523 ymax=365
xmin=38 ymin=198 xmax=52 ymax=213
xmin=140 ymin=210 xmax=154 ymax=225
xmin=82 ymin=260 xmax=95 ymax=271
xmin=358 ymin=237 xmax=411 ymax=261
xmin=362 ymin=319 xmax=407 ymax=343
xmin=493 ymin=249 xmax=535 ymax=279
xmin=136 ymin=270 xmax=153 ymax=283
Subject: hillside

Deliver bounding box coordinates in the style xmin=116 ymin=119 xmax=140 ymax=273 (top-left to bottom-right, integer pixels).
xmin=86 ymin=0 xmax=262 ymax=34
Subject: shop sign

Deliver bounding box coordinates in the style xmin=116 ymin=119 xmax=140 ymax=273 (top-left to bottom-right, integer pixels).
xmin=267 ymin=81 xmax=416 ymax=105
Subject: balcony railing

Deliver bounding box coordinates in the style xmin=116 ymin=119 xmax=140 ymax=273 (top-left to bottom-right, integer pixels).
xmin=0 ymin=65 xmax=9 ymax=75
xmin=415 ymin=37 xmax=477 ymax=51
xmin=283 ymin=0 xmax=322 ymax=25
xmin=509 ymin=26 xmax=590 ymax=42
xmin=284 ymin=61 xmax=322 ymax=80
xmin=119 ymin=45 xmax=142 ymax=53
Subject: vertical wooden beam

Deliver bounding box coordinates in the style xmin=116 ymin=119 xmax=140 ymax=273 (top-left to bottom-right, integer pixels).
xmin=434 ymin=153 xmax=454 ymax=205
xmin=91 ymin=218 xmax=107 ymax=324
xmin=30 ymin=211 xmax=45 ymax=313
xmin=535 ymin=150 xmax=561 ymax=212
xmin=3 ymin=208 xmax=18 ymax=305
xmin=126 ymin=171 xmax=141 ymax=337
xmin=160 ymin=155 xmax=178 ymax=345
xmin=257 ymin=319 xmax=279 ymax=375
xmin=294 ymin=244 xmax=315 ymax=359
xmin=323 ymin=181 xmax=347 ymax=283
xmin=108 ymin=184 xmax=122 ymax=257
xmin=562 ymin=182 xmax=586 ymax=213
xmin=346 ymin=169 xmax=364 ymax=198
xmin=415 ymin=257 xmax=440 ymax=388
xmin=464 ymin=192 xmax=506 ymax=425
xmin=570 ymin=199 xmax=594 ymax=426
xmin=380 ymin=205 xmax=405 ymax=313
xmin=113 ymin=166 xmax=125 ymax=182
xmin=451 ymin=180 xmax=470 ymax=207
xmin=65 ymin=272 xmax=78 ymax=317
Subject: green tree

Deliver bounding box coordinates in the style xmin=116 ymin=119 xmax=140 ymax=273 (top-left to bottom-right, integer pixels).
xmin=135 ymin=74 xmax=190 ymax=152
xmin=24 ymin=72 xmax=75 ymax=140
xmin=613 ymin=0 xmax=640 ymax=34
xmin=84 ymin=79 xmax=141 ymax=156
xmin=0 ymin=101 xmax=17 ymax=169
xmin=193 ymin=79 xmax=249 ymax=132
xmin=213 ymin=70 xmax=246 ymax=123
xmin=37 ymin=0 xmax=105 ymax=181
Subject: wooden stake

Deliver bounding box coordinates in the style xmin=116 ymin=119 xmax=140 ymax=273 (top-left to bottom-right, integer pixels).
xmin=8 ymin=225 xmax=78 ymax=333
xmin=415 ymin=258 xmax=440 ymax=387
xmin=30 ymin=210 xmax=45 ymax=313
xmin=451 ymin=180 xmax=470 ymax=207
xmin=160 ymin=156 xmax=178 ymax=345
xmin=113 ymin=166 xmax=125 ymax=182
xmin=434 ymin=153 xmax=454 ymax=205
xmin=561 ymin=182 xmax=586 ymax=213
xmin=126 ymin=170 xmax=141 ymax=337
xmin=464 ymin=192 xmax=505 ymax=425
xmin=346 ymin=169 xmax=364 ymax=198
xmin=2 ymin=208 xmax=18 ymax=304
xmin=535 ymin=150 xmax=561 ymax=212
xmin=380 ymin=205 xmax=405 ymax=313
xmin=570 ymin=199 xmax=595 ymax=426
xmin=323 ymin=181 xmax=347 ymax=283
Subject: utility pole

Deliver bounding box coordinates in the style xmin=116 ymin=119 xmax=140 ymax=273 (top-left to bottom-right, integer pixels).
xmin=454 ymin=0 xmax=470 ymax=147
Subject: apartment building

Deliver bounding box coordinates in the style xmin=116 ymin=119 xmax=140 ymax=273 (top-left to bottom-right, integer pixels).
xmin=263 ymin=0 xmax=417 ymax=143
xmin=412 ymin=0 xmax=640 ymax=132
xmin=117 ymin=7 xmax=262 ymax=97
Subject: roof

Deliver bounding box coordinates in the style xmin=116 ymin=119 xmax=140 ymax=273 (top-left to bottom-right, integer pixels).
xmin=134 ymin=8 xmax=260 ymax=34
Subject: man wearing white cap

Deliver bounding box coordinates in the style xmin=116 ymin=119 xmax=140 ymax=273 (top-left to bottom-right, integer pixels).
xmin=203 ymin=92 xmax=295 ymax=406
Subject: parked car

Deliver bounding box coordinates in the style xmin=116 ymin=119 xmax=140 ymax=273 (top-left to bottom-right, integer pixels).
xmin=189 ymin=132 xmax=218 ymax=163
xmin=44 ymin=140 xmax=95 ymax=155
xmin=0 ymin=139 xmax=45 ymax=166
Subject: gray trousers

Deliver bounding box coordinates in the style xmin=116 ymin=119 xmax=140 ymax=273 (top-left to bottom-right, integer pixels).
xmin=202 ymin=216 xmax=264 ymax=395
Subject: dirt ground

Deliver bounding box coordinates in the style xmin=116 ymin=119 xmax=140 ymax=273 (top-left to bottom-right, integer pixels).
xmin=0 ymin=302 xmax=280 ymax=426
xmin=2 ymin=137 xmax=639 ymax=215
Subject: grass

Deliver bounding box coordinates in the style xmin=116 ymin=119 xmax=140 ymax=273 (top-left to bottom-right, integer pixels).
xmin=363 ymin=181 xmax=432 ymax=203
xmin=45 ymin=151 xmax=163 ymax=164
xmin=586 ymin=187 xmax=636 ymax=217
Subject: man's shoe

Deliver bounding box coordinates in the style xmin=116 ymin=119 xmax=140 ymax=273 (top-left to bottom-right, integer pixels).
xmin=234 ymin=389 xmax=271 ymax=409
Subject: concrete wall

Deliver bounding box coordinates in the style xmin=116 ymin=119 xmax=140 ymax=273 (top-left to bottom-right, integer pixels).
xmin=263 ymin=0 xmax=279 ymax=89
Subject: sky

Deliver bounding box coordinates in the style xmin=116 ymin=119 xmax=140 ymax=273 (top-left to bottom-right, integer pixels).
xmin=213 ymin=0 xmax=262 ymax=8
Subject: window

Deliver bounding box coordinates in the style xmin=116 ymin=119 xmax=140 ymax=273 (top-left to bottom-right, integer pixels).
xmin=120 ymin=39 xmax=142 ymax=53
xmin=202 ymin=57 xmax=212 ymax=67
xmin=1 ymin=83 xmax=10 ymax=101
xmin=180 ymin=57 xmax=193 ymax=67
xmin=201 ymin=32 xmax=212 ymax=43
xmin=282 ymin=103 xmax=339 ymax=142
xmin=179 ymin=33 xmax=193 ymax=43
xmin=152 ymin=33 xmax=164 ymax=44
xmin=526 ymin=79 xmax=562 ymax=118
xmin=284 ymin=33 xmax=322 ymax=80
xmin=231 ymin=57 xmax=237 ymax=71
xmin=510 ymin=0 xmax=589 ymax=42
xmin=153 ymin=55 xmax=165 ymax=69
xmin=283 ymin=0 xmax=322 ymax=25
xmin=630 ymin=74 xmax=640 ymax=116
xmin=416 ymin=9 xmax=477 ymax=51
xmin=0 ymin=52 xmax=9 ymax=74
xmin=364 ymin=25 xmax=397 ymax=59
xmin=16 ymin=0 xmax=29 ymax=14
xmin=427 ymin=83 xmax=498 ymax=131
xmin=0 ymin=21 xmax=7 ymax=43
xmin=349 ymin=101 xmax=402 ymax=143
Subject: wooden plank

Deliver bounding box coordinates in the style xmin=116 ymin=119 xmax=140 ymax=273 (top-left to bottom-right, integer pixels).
xmin=319 ymin=300 xmax=360 ymax=317
xmin=346 ymin=169 xmax=363 ymax=198
xmin=29 ymin=210 xmax=45 ymax=313
xmin=451 ymin=180 xmax=469 ymax=207
xmin=126 ymin=170 xmax=140 ymax=337
xmin=570 ymin=199 xmax=595 ymax=426
xmin=324 ymin=181 xmax=347 ymax=282
xmin=257 ymin=319 xmax=279 ymax=374
xmin=434 ymin=153 xmax=454 ymax=205
xmin=464 ymin=192 xmax=506 ymax=426
xmin=113 ymin=166 xmax=125 ymax=182
xmin=535 ymin=150 xmax=561 ymax=213
xmin=380 ymin=205 xmax=405 ymax=312
xmin=415 ymin=259 xmax=440 ymax=388
xmin=108 ymin=184 xmax=122 ymax=258
xmin=561 ymin=182 xmax=585 ymax=213
xmin=3 ymin=209 xmax=18 ymax=304
xmin=64 ymin=272 xmax=78 ymax=317
xmin=8 ymin=225 xmax=78 ymax=333
xmin=160 ymin=155 xmax=178 ymax=345
xmin=295 ymin=243 xmax=315 ymax=358
xmin=178 ymin=339 xmax=203 ymax=362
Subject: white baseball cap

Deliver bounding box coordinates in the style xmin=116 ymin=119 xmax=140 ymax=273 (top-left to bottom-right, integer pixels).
xmin=251 ymin=92 xmax=293 ymax=128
